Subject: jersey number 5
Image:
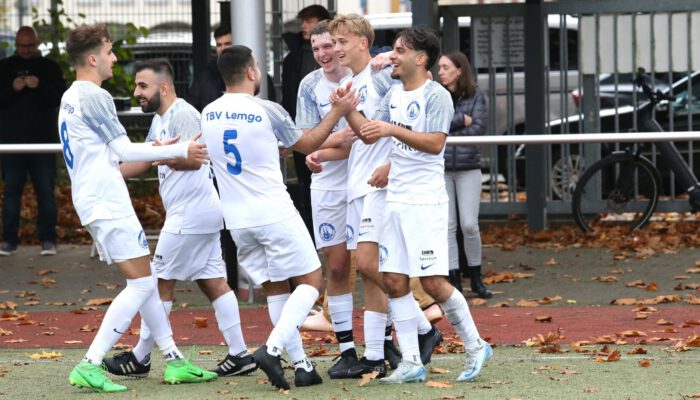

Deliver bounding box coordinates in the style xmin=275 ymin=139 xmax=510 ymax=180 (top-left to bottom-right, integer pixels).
xmin=60 ymin=121 xmax=74 ymax=169
xmin=223 ymin=129 xmax=242 ymax=175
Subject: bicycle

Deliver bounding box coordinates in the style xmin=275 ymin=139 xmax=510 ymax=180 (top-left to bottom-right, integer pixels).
xmin=571 ymin=68 xmax=700 ymax=232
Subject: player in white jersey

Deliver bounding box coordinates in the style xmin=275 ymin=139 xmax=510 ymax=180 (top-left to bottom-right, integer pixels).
xmin=60 ymin=24 xmax=217 ymax=393
xmin=296 ymin=20 xmax=363 ymax=379
xmin=327 ymin=14 xmax=442 ymax=377
xmin=357 ymin=26 xmax=492 ymax=384
xmin=200 ymin=45 xmax=359 ymax=390
xmin=100 ymin=59 xmax=256 ymax=379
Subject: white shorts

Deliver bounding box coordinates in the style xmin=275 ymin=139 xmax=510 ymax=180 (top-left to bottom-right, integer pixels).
xmin=86 ymin=215 xmax=150 ymax=265
xmin=311 ymin=189 xmax=348 ymax=250
xmin=152 ymin=231 xmax=225 ymax=281
xmin=346 ymin=189 xmax=386 ymax=250
xmin=231 ymin=213 xmax=321 ymax=285
xmin=379 ymin=202 xmax=449 ymax=278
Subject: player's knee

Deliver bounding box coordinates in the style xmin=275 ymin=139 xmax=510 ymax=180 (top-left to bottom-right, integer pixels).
xmin=327 ymin=263 xmax=349 ymax=284
xmin=356 ymin=254 xmax=376 ymax=277
xmin=461 ymin=221 xmax=480 ymax=238
xmin=419 ymin=276 xmax=444 ymax=299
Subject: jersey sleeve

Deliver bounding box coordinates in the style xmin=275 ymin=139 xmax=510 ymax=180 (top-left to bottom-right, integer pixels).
xmin=426 ymin=84 xmax=454 ymax=134
xmin=295 ymin=74 xmax=321 ymax=129
xmin=372 ymin=66 xmax=399 ymax=98
xmin=371 ymin=85 xmax=394 ymax=122
xmin=81 ymin=88 xmax=127 ymax=144
xmin=259 ymin=99 xmax=302 ymax=148
xmin=169 ymin=106 xmax=201 ymax=142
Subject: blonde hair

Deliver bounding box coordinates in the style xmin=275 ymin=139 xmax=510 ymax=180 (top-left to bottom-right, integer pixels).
xmin=328 ymin=14 xmax=374 ymax=47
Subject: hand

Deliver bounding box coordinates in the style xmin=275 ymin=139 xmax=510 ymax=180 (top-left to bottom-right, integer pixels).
xmin=12 ymin=77 xmax=26 ymax=91
xmin=305 ymin=151 xmax=323 ymax=173
xmin=371 ymin=51 xmax=392 ymax=71
xmin=331 ymin=81 xmax=360 ymax=115
xmin=279 ymin=147 xmax=288 ymax=158
xmin=359 ymin=120 xmax=394 ymax=144
xmin=185 ymin=132 xmax=208 ymax=164
xmin=368 ymin=163 xmax=390 ymax=188
xmin=153 ymin=134 xmax=181 ymax=146
xmin=334 ymin=126 xmax=357 ymax=147
xmin=329 ymin=80 xmax=352 ymax=104
xmin=464 ymin=115 xmax=473 ymax=127
xmin=23 ymin=75 xmax=39 ymax=89
xmin=151 ymin=134 xmax=182 ymax=166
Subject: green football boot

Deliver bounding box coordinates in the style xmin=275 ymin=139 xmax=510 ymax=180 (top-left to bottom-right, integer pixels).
xmin=69 ymin=361 xmax=128 ymax=393
xmin=163 ymin=358 xmax=218 ymax=384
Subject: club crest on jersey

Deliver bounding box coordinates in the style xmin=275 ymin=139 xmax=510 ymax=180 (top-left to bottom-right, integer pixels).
xmin=379 ymin=244 xmax=389 ymax=265
xmin=319 ymin=223 xmax=336 ymax=242
xmin=406 ymin=100 xmax=420 ymax=121
xmin=137 ymin=230 xmax=148 ymax=249
xmin=346 ymin=224 xmax=354 ymax=243
xmin=358 ymin=85 xmax=368 ymax=104
xmin=158 ymin=129 xmax=167 ymax=141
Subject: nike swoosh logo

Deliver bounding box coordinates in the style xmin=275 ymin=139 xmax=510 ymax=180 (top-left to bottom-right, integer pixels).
xmin=320 ymin=102 xmax=331 ymax=107
xmin=113 ymin=328 xmax=125 ymax=334
xmin=189 ymin=371 xmax=204 ymax=378
xmin=334 ymin=320 xmax=348 ymax=325
xmin=420 ymin=264 xmax=434 ymax=270
xmin=358 ymin=232 xmax=368 ymax=236
xmin=390 ymin=104 xmax=397 ymax=109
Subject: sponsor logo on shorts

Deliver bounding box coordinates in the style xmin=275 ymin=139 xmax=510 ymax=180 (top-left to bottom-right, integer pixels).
xmin=379 ymin=245 xmax=388 ymax=265
xmin=406 ymin=100 xmax=420 ymax=120
xmin=419 ymin=248 xmax=437 ymax=269
xmin=346 ymin=224 xmax=354 ymax=242
xmin=319 ymin=222 xmax=336 ymax=242
xmin=137 ymin=230 xmax=148 ymax=249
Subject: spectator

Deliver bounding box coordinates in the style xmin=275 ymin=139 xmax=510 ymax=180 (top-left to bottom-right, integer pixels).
xmin=281 ymin=4 xmax=331 ymax=237
xmin=0 ymin=26 xmax=66 ymax=256
xmin=437 ymin=51 xmax=493 ymax=299
xmin=186 ymin=24 xmax=275 ymax=112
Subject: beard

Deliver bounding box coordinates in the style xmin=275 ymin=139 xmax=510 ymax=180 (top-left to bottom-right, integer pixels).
xmin=139 ymin=90 xmax=161 ymax=113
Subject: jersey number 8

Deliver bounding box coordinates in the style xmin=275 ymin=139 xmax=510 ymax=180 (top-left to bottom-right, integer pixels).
xmin=223 ymin=129 xmax=242 ymax=175
xmin=60 ymin=121 xmax=74 ymax=169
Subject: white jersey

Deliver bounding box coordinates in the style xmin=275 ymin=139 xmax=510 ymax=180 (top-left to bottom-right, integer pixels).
xmin=145 ymin=99 xmax=223 ymax=234
xmin=58 ymin=81 xmax=134 ymax=225
xmin=345 ymin=62 xmax=397 ymax=201
xmin=296 ymin=69 xmax=348 ymax=191
xmin=201 ymin=93 xmax=302 ymax=229
xmin=374 ymin=80 xmax=454 ymax=205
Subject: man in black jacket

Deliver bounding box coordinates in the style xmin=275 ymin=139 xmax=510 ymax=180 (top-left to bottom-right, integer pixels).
xmin=281 ymin=4 xmax=331 ymax=238
xmin=0 ymin=26 xmax=66 ymax=256
xmin=186 ymin=24 xmax=275 ymax=112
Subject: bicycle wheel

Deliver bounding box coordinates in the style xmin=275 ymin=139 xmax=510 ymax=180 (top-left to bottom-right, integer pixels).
xmin=572 ymin=153 xmax=661 ymax=232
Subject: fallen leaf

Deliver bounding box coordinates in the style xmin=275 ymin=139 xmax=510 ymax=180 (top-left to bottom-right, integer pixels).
xmin=594 ymin=349 xmax=621 ymax=362
xmin=198 ymin=350 xmax=213 ymax=355
xmin=307 ymin=344 xmax=328 ymax=357
xmin=0 ymin=328 xmax=12 ymax=336
xmin=687 ymin=333 xmax=700 ymax=347
xmin=687 ymin=267 xmax=700 ymax=274
xmin=634 ymin=313 xmax=648 ymax=320
xmin=27 ymin=351 xmax=62 ymax=360
xmin=193 ymin=317 xmax=208 ymax=328
xmin=592 ymin=276 xmax=618 ymax=283
xmin=686 ymin=294 xmax=700 ymax=305
xmin=0 ymin=301 xmax=17 ymax=310
xmin=426 ymin=381 xmax=453 ymax=388
xmin=429 ymin=367 xmax=450 ymax=374
xmin=179 ymin=303 xmax=188 ymax=309
xmin=609 ymin=269 xmax=626 ymax=274
xmin=627 ymin=347 xmax=647 ymax=355
xmin=255 ymin=378 xmax=269 ymax=385
xmin=612 ymin=298 xmax=638 ymax=305
xmin=217 ymin=390 xmax=231 ymax=394
xmin=584 ymin=386 xmax=599 ymax=393
xmin=638 ymin=359 xmax=650 ymax=367
xmin=36 ymin=269 xmax=56 ymax=276
xmin=358 ymin=370 xmax=379 ymax=387
xmin=626 ymin=280 xmax=645 ymax=287
xmin=561 ymin=369 xmax=578 ymax=375
xmin=535 ymin=316 xmax=552 ymax=323
xmin=80 ymin=325 xmax=96 ymax=332
xmin=619 ymin=330 xmax=646 ymax=337
xmin=644 ymin=282 xmax=658 ymax=291
xmin=4 ymin=339 xmax=27 ymax=343
xmin=112 ymin=343 xmax=132 ymax=350
xmin=63 ymin=340 xmax=82 ymax=344
xmin=538 ymin=296 xmax=562 ymax=305
xmin=516 ymin=299 xmax=539 ymax=307
xmin=225 ymin=381 xmax=238 ymax=386
xmin=544 ymin=257 xmax=558 ymax=266
xmin=440 ymin=396 xmax=465 ymax=400
xmin=40 ymin=277 xmax=56 ymax=287
xmin=656 ymin=319 xmax=674 ymax=326
xmin=470 ymin=298 xmax=487 ymax=306
xmin=85 ymin=298 xmax=113 ymax=306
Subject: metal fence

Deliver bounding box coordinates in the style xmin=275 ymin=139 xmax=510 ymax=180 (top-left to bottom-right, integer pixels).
xmin=439 ymin=0 xmax=700 ymax=222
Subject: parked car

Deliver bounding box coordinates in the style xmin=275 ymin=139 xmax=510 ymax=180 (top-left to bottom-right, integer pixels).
xmin=571 ymin=73 xmax=677 ymax=109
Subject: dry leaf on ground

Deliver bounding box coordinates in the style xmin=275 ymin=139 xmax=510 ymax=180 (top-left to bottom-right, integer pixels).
xmin=192 ymin=317 xmax=208 ymax=328
xmin=426 ymin=381 xmax=453 ymax=388
xmin=85 ymin=298 xmax=113 ymax=306
xmin=27 ymin=351 xmax=62 ymax=360
xmin=358 ymin=371 xmax=379 ymax=387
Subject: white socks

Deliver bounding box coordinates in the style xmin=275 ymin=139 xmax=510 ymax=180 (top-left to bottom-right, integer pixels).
xmin=132 ymin=300 xmax=172 ymax=363
xmin=440 ymin=287 xmax=480 ymax=350
xmin=414 ymin=300 xmax=432 ymax=335
xmin=389 ymin=292 xmax=421 ymax=364
xmin=266 ymin=292 xmax=312 ymax=371
xmin=213 ymin=291 xmax=247 ymax=356
xmin=363 ymin=311 xmax=387 ymax=361
xmin=328 ymin=293 xmax=355 ymax=353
